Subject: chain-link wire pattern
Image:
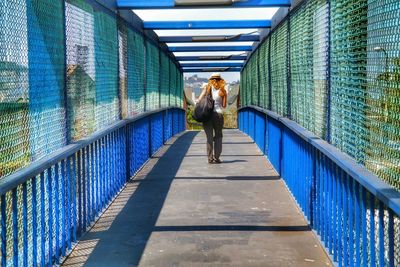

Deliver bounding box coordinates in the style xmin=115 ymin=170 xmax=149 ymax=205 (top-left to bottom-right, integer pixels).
xmin=312 ymin=0 xmax=329 ymax=138
xmin=330 ymin=0 xmax=368 ymax=163
xmin=270 ymin=20 xmax=289 ymax=116
xmin=0 ymin=0 xmax=66 ymax=176
xmin=118 ymin=20 xmax=128 ymax=119
xmin=146 ymin=41 xmax=160 ymax=111
xmin=0 ymin=0 xmax=184 ymax=178
xmin=127 ymin=27 xmax=145 ymax=116
xmin=289 ymin=0 xmax=329 ymax=138
xmin=160 ymin=53 xmax=170 ymax=108
xmin=259 ymin=39 xmax=270 ymax=109
xmin=248 ymin=54 xmax=259 ymax=106
xmin=365 ymin=0 xmax=400 ymax=190
xmin=290 ymin=1 xmax=315 ymax=133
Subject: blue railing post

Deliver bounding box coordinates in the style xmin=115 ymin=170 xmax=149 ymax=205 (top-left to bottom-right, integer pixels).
xmin=1 ymin=194 xmax=6 ymax=267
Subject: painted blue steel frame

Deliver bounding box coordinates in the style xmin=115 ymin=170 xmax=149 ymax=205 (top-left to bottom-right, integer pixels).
xmin=169 ymin=46 xmax=253 ymax=52
xmin=159 ymin=35 xmax=260 ymax=43
xmin=117 ymin=0 xmax=292 ymax=9
xmin=182 ymin=67 xmax=242 ymax=72
xmin=176 ymin=55 xmax=247 ymax=61
xmin=238 ymin=106 xmax=400 ymax=267
xmin=144 ymin=20 xmax=271 ymax=29
xmin=180 ymin=63 xmax=243 ymax=68
xmin=0 ymin=107 xmax=185 ymax=267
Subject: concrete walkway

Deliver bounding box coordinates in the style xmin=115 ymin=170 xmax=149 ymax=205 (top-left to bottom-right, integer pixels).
xmin=62 ymin=130 xmax=332 ymax=267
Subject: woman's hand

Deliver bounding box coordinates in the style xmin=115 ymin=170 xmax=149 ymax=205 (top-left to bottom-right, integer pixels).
xmin=198 ymin=86 xmax=207 ymax=101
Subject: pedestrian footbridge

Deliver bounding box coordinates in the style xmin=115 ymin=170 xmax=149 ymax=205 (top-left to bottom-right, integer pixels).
xmin=0 ymin=0 xmax=399 ymax=266
xmin=62 ymin=129 xmax=332 ymax=267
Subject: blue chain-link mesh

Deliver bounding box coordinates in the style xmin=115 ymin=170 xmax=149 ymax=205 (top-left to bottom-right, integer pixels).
xmin=0 ymin=0 xmax=66 ymax=176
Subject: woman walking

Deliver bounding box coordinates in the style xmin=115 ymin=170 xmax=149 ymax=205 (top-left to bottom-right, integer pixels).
xmin=198 ymin=73 xmax=227 ymax=164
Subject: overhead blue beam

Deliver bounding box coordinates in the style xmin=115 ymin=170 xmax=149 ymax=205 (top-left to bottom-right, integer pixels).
xmin=175 ymin=55 xmax=247 ymax=61
xmin=169 ymin=46 xmax=252 ymax=52
xmin=181 ymin=62 xmax=243 ymax=68
xmin=159 ymin=34 xmax=260 ymax=43
xmin=117 ymin=0 xmax=291 ymax=9
xmin=144 ymin=20 xmax=271 ymax=29
xmin=182 ymin=67 xmax=242 ymax=73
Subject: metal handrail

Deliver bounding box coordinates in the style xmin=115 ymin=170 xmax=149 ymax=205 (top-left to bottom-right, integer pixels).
xmin=239 ymin=105 xmax=400 ymax=216
xmin=0 ymin=107 xmax=185 ymax=196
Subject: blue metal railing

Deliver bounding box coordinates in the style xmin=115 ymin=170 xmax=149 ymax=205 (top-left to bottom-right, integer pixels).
xmin=0 ymin=107 xmax=185 ymax=267
xmin=239 ymin=106 xmax=400 ymax=267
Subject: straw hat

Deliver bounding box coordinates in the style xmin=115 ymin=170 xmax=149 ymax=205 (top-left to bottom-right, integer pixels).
xmin=210 ymin=72 xmax=222 ymax=79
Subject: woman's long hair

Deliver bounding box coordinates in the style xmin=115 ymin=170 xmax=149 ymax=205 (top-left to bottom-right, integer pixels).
xmin=207 ymin=78 xmax=227 ymax=96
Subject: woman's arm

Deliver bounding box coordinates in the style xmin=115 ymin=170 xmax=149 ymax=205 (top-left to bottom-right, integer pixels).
xmin=222 ymin=90 xmax=227 ymax=108
xmin=197 ymin=86 xmax=207 ymax=101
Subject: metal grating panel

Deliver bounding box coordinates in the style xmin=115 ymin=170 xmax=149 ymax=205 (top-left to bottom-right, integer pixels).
xmin=270 ymin=20 xmax=289 ymax=116
xmin=330 ymin=0 xmax=368 ymax=163
xmin=145 ymin=41 xmax=160 ymax=111
xmin=365 ymin=0 xmax=400 ymax=191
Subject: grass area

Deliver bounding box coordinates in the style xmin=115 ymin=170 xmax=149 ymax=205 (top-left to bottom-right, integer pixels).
xmin=186 ymin=105 xmax=238 ymax=130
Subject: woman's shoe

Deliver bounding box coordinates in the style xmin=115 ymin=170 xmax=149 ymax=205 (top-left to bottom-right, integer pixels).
xmin=213 ymin=158 xmax=222 ymax=164
xmin=208 ymin=159 xmax=214 ymax=164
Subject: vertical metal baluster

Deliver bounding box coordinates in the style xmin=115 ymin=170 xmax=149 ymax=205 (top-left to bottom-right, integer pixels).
xmin=77 ymin=151 xmax=82 ymax=237
xmin=332 ymin=162 xmax=337 ymax=261
xmin=61 ymin=160 xmax=66 ymax=256
xmin=388 ymin=210 xmax=394 ymax=267
xmin=355 ymin=182 xmax=361 ymax=267
xmin=343 ymin=170 xmax=348 ymax=267
xmin=72 ymin=154 xmax=77 ymax=243
xmin=337 ymin=169 xmax=342 ymax=266
xmin=55 ymin=164 xmax=60 ymax=263
xmin=83 ymin=147 xmax=88 ymax=231
xmin=361 ymin=187 xmax=367 ymax=266
xmin=40 ymin=172 xmax=46 ymax=266
xmin=90 ymin=143 xmax=95 ymax=223
xmin=47 ymin=168 xmax=53 ymax=265
xmin=378 ymin=202 xmax=384 ymax=267
xmin=32 ymin=177 xmax=38 ymax=267
xmin=369 ymin=194 xmax=376 ymax=267
xmin=12 ymin=188 xmax=18 ymax=267
xmin=23 ymin=182 xmax=28 ymax=267
xmin=1 ymin=194 xmax=6 ymax=267
xmin=348 ymin=175 xmax=354 ymax=267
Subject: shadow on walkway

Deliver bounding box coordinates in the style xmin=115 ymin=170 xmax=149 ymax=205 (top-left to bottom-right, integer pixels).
xmin=62 ymin=130 xmax=332 ymax=267
xmin=63 ymin=131 xmax=197 ymax=266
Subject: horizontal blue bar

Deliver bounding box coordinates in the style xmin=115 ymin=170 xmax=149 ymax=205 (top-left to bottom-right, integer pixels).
xmin=159 ymin=34 xmax=260 ymax=42
xmin=117 ymin=0 xmax=291 ymax=9
xmin=175 ymin=55 xmax=247 ymax=61
xmin=182 ymin=67 xmax=241 ymax=72
xmin=180 ymin=62 xmax=243 ymax=67
xmin=144 ymin=20 xmax=271 ymax=29
xmin=169 ymin=46 xmax=252 ymax=52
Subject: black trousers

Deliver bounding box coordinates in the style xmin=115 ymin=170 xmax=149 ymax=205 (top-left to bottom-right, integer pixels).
xmin=203 ymin=112 xmax=224 ymax=161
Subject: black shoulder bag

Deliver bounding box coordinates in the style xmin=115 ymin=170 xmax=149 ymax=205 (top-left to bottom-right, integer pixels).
xmin=192 ymin=86 xmax=214 ymax=122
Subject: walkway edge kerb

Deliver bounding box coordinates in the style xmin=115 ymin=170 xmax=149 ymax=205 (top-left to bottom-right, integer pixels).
xmin=0 ymin=107 xmax=185 ymax=196
xmin=239 ymin=105 xmax=400 ymax=216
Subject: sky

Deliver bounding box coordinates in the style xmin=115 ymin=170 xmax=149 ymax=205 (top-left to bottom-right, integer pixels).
xmin=132 ymin=7 xmax=279 ymax=83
